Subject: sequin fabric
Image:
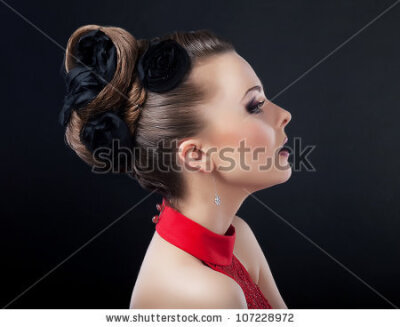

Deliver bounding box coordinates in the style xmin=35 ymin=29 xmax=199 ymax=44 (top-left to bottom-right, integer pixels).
xmin=202 ymin=254 xmax=272 ymax=309
xmin=155 ymin=197 xmax=273 ymax=309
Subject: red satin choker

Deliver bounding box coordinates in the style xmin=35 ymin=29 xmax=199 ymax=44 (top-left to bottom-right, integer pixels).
xmin=153 ymin=197 xmax=236 ymax=266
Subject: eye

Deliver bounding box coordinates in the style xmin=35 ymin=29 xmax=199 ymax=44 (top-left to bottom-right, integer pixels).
xmin=246 ymin=99 xmax=265 ymax=114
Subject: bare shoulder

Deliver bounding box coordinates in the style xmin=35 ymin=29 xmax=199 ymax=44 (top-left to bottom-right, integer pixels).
xmin=232 ymin=215 xmax=263 ymax=275
xmin=232 ymin=215 xmax=258 ymax=244
xmin=232 ymin=215 xmax=265 ymax=264
xmin=130 ymin=264 xmax=247 ymax=309
xmin=233 ymin=215 xmax=288 ymax=309
xmin=232 ymin=215 xmax=255 ymax=238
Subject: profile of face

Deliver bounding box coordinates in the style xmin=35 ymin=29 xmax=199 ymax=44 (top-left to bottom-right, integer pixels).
xmin=178 ymin=51 xmax=292 ymax=193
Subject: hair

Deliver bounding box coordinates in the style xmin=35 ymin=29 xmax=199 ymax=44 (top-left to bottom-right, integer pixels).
xmin=62 ymin=24 xmax=235 ymax=202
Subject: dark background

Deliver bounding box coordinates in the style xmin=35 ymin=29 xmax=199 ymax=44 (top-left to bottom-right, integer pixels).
xmin=1 ymin=0 xmax=399 ymax=309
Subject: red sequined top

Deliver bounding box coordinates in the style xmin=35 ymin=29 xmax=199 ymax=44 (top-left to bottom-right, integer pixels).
xmin=153 ymin=198 xmax=273 ymax=309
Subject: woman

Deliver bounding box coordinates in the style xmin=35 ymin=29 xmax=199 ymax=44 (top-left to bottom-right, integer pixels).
xmin=59 ymin=24 xmax=291 ymax=309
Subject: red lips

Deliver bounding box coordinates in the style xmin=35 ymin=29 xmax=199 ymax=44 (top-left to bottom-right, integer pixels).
xmin=279 ymin=136 xmax=289 ymax=154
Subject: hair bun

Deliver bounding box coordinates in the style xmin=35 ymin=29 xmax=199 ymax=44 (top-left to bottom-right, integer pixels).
xmin=80 ymin=111 xmax=132 ymax=153
xmin=59 ymin=29 xmax=117 ymax=127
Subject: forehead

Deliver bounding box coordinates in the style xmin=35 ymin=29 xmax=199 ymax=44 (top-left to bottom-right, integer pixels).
xmin=191 ymin=52 xmax=261 ymax=103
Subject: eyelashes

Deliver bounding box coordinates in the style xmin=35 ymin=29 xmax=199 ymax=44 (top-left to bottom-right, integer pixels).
xmin=246 ymin=98 xmax=266 ymax=114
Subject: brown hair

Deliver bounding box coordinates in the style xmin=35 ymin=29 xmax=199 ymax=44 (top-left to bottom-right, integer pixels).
xmin=62 ymin=24 xmax=235 ymax=201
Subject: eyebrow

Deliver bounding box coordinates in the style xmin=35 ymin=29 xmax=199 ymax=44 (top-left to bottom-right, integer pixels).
xmin=241 ymin=82 xmax=264 ymax=102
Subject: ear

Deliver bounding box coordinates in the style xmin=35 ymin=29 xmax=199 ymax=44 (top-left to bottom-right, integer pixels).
xmin=177 ymin=138 xmax=214 ymax=173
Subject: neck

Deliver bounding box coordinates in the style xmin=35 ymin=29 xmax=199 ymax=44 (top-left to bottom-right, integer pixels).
xmin=170 ymin=172 xmax=249 ymax=235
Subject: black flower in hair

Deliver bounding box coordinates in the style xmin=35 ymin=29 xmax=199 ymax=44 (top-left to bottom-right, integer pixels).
xmin=80 ymin=111 xmax=134 ymax=173
xmin=59 ymin=29 xmax=117 ymax=127
xmin=137 ymin=38 xmax=191 ymax=93
xmin=80 ymin=111 xmax=132 ymax=153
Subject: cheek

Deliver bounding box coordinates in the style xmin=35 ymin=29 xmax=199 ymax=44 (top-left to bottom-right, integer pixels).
xmin=209 ymin=119 xmax=275 ymax=169
xmin=242 ymin=122 xmax=275 ymax=153
xmin=210 ymin=118 xmax=274 ymax=148
xmin=241 ymin=123 xmax=275 ymax=169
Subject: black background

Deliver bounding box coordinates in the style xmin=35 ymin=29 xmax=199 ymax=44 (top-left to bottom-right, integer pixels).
xmin=1 ymin=0 xmax=399 ymax=309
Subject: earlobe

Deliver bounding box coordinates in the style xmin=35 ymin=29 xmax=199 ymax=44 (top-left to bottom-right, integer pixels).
xmin=177 ymin=140 xmax=201 ymax=172
xmin=177 ymin=140 xmax=214 ymax=174
xmin=190 ymin=144 xmax=217 ymax=174
xmin=192 ymin=146 xmax=215 ymax=174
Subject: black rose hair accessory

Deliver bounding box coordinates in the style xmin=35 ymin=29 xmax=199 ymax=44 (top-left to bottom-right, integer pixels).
xmin=137 ymin=38 xmax=191 ymax=93
xmin=59 ymin=29 xmax=192 ymax=166
xmin=59 ymin=29 xmax=117 ymax=127
xmin=59 ymin=28 xmax=133 ymax=161
xmin=80 ymin=111 xmax=132 ymax=153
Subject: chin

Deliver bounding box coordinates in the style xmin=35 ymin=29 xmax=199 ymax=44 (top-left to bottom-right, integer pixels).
xmin=247 ymin=169 xmax=293 ymax=192
xmin=278 ymin=168 xmax=292 ymax=184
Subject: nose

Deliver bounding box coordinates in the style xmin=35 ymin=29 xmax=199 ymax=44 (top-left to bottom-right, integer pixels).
xmin=275 ymin=103 xmax=292 ymax=128
xmin=281 ymin=109 xmax=291 ymax=128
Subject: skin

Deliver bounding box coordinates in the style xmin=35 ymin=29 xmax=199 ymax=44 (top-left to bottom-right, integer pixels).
xmin=130 ymin=51 xmax=292 ymax=309
xmin=174 ymin=51 xmax=292 ymax=236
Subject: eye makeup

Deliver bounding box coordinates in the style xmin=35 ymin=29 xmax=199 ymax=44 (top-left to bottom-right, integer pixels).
xmin=246 ymin=97 xmax=265 ymax=114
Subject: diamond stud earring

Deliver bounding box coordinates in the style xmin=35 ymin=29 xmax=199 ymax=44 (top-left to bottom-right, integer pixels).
xmin=212 ymin=174 xmax=221 ymax=206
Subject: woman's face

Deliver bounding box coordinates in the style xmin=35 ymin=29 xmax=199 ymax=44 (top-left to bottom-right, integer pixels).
xmin=191 ymin=51 xmax=292 ymax=192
